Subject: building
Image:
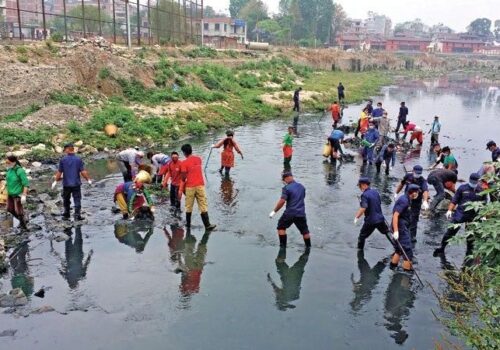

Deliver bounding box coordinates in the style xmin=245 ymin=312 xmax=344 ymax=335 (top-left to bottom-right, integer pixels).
xmin=365 ymin=13 xmax=391 ymax=37
xmin=434 ymin=33 xmax=485 ymax=53
xmin=203 ymin=17 xmax=246 ymax=49
xmin=385 ymin=35 xmax=432 ymax=52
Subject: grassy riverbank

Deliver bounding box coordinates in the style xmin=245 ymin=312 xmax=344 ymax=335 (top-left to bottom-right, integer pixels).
xmin=0 ymin=54 xmax=391 ymax=159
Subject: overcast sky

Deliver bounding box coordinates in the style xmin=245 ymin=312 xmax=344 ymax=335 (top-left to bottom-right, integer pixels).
xmin=203 ymin=0 xmax=500 ymax=32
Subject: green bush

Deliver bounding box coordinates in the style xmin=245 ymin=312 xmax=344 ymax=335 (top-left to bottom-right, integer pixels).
xmin=0 ymin=127 xmax=54 ymax=146
xmin=185 ymin=46 xmax=218 ymax=58
xmin=50 ymin=92 xmax=88 ymax=107
xmin=51 ymin=32 xmax=63 ymax=42
xmin=89 ymin=104 xmax=136 ymax=130
xmin=26 ymin=148 xmax=56 ymax=162
xmin=15 ymin=46 xmax=27 ymax=54
xmin=99 ymin=67 xmax=111 ymax=79
xmin=0 ymin=104 xmax=40 ymax=123
xmin=17 ymin=55 xmax=28 ymax=63
xmin=238 ymin=73 xmax=261 ymax=89
xmin=186 ymin=120 xmax=208 ymax=135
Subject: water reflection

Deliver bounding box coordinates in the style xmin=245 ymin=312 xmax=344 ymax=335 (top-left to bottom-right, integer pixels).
xmin=53 ymin=227 xmax=93 ymax=289
xmin=10 ymin=242 xmax=34 ymax=297
xmin=323 ymin=161 xmax=341 ymax=186
xmin=383 ymin=272 xmax=417 ymax=345
xmin=177 ymin=231 xmax=211 ymax=308
xmin=114 ymin=221 xmax=154 ymax=253
xmin=164 ymin=224 xmax=185 ymax=264
xmin=349 ymin=251 xmax=387 ymax=314
xmin=219 ymin=178 xmax=239 ymax=211
xmin=267 ymin=248 xmax=310 ymax=311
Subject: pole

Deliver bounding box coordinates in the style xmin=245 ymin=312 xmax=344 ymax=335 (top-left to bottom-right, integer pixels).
xmin=81 ymin=0 xmax=86 ymax=38
xmin=125 ymin=0 xmax=131 ymax=48
xmin=63 ymin=0 xmax=68 ymax=42
xmin=136 ymin=0 xmax=141 ymax=46
xmin=204 ymin=147 xmax=214 ymax=171
xmin=200 ymin=0 xmax=203 ymax=46
xmin=112 ymin=0 xmax=116 ymax=44
xmin=41 ymin=0 xmax=47 ymax=40
xmin=147 ymin=0 xmax=151 ymax=45
xmin=97 ymin=0 xmax=102 ymax=36
xmin=16 ymin=0 xmax=22 ymax=40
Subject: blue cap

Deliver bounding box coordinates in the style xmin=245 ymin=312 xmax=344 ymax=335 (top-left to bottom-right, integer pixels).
xmin=63 ymin=143 xmax=74 ymax=149
xmin=358 ymin=177 xmax=371 ymax=185
xmin=413 ymin=165 xmax=423 ymax=174
xmin=469 ymin=173 xmax=480 ymax=181
xmin=407 ymin=184 xmax=420 ymax=193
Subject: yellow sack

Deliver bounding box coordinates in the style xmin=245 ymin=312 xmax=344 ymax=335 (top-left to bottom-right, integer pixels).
xmin=322 ymin=142 xmax=332 ymax=157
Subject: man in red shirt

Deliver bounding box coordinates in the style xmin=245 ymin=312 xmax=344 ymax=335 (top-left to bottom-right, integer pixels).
xmin=179 ymin=144 xmax=216 ymax=231
xmin=161 ymin=151 xmax=182 ymax=211
xmin=328 ymin=101 xmax=341 ymax=128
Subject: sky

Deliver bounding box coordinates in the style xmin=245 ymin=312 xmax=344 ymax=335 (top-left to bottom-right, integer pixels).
xmin=203 ymin=0 xmax=500 ymax=32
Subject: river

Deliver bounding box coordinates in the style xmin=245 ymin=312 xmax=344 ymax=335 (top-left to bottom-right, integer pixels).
xmin=0 ymin=75 xmax=499 ymax=349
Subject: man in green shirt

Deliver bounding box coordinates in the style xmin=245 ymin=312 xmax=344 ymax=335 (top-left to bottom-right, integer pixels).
xmin=283 ymin=126 xmax=294 ymax=171
xmin=5 ymin=155 xmax=29 ymax=229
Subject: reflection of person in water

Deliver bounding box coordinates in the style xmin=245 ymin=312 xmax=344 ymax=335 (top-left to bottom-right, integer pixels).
xmin=267 ymin=248 xmax=310 ymax=311
xmin=57 ymin=227 xmax=93 ymax=289
xmin=10 ymin=242 xmax=34 ymax=297
xmin=220 ymin=178 xmax=239 ymax=208
xmin=114 ymin=221 xmax=154 ymax=253
xmin=178 ymin=231 xmax=211 ymax=304
xmin=350 ymin=251 xmax=387 ymax=313
xmin=164 ymin=224 xmax=185 ymax=264
xmin=383 ymin=272 xmax=417 ymax=345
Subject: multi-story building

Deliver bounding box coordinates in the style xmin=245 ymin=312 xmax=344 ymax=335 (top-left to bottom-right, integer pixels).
xmin=365 ymin=13 xmax=391 ymax=37
xmin=385 ymin=34 xmax=432 ymax=52
xmin=203 ymin=17 xmax=246 ymax=48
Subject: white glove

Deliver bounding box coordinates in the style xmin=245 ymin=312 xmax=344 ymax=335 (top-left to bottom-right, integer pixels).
xmin=150 ymin=206 xmax=156 ymax=213
xmin=446 ymin=210 xmax=453 ymax=219
xmin=393 ymin=193 xmax=398 ymax=201
xmin=354 ymin=217 xmax=360 ymax=226
xmin=51 ymin=181 xmax=57 ymax=190
xmin=269 ymin=211 xmax=276 ymax=219
xmin=393 ymin=231 xmax=399 ymax=240
xmin=422 ymin=201 xmax=430 ymax=211
xmin=390 ymin=166 xmax=393 ymax=170
xmin=87 ymin=179 xmax=93 ymax=186
xmin=20 ymin=195 xmax=27 ymax=204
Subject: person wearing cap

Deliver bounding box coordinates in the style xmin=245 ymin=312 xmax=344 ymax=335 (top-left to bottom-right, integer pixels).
xmin=5 ymin=155 xmax=30 ymax=230
xmin=327 ymin=128 xmax=345 ymax=163
xmin=283 ymin=126 xmax=294 ymax=171
xmin=269 ymin=172 xmax=311 ymax=249
xmin=429 ymin=116 xmax=441 ymax=145
xmin=353 ymin=177 xmax=390 ymax=250
xmin=179 ymin=144 xmax=216 ymax=231
xmin=395 ymin=102 xmax=408 ymax=136
xmin=116 ymin=148 xmax=144 ymax=182
xmin=391 ymin=184 xmax=420 ymax=271
xmin=375 ymin=143 xmax=396 ymax=175
xmin=52 ymin=143 xmax=92 ymax=221
xmin=427 ymin=168 xmax=458 ymax=211
xmin=363 ymin=121 xmax=380 ymax=164
xmin=212 ymin=130 xmax=243 ymax=177
xmin=486 ymin=141 xmax=500 ymax=162
xmin=394 ymin=165 xmax=430 ymax=242
xmin=147 ymin=151 xmax=171 ymax=182
xmin=433 ymin=173 xmax=487 ymax=257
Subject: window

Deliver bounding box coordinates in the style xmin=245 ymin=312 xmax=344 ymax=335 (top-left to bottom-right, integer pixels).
xmin=224 ymin=24 xmax=227 ymax=32
xmin=204 ymin=23 xmax=208 ymax=31
xmin=215 ymin=23 xmax=220 ymax=31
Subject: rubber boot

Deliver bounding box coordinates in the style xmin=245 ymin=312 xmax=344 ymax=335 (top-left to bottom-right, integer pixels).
xmin=201 ymin=212 xmax=216 ymax=231
xmin=18 ymin=215 xmax=28 ymax=230
xmin=390 ymin=253 xmax=400 ymax=267
xmin=433 ymin=247 xmax=445 ymax=257
xmin=303 ymin=237 xmax=311 ymax=248
xmin=186 ymin=212 xmax=192 ymax=229
xmin=74 ymin=207 xmax=84 ymax=221
xmin=402 ymin=260 xmax=412 ymax=271
xmin=357 ymin=238 xmax=365 ymax=250
xmin=62 ymin=210 xmax=70 ymax=221
xmin=279 ymin=234 xmax=287 ymax=248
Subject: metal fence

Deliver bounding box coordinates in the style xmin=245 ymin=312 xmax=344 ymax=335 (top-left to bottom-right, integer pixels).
xmin=0 ymin=0 xmax=203 ymax=46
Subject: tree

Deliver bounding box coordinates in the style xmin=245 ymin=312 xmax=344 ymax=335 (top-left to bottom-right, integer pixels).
xmin=495 ymin=19 xmax=500 ymax=41
xmin=394 ymin=18 xmax=428 ymax=36
xmin=229 ymin=0 xmax=250 ymax=18
xmin=256 ymin=19 xmax=282 ymax=43
xmin=467 ymin=18 xmax=492 ymax=39
xmin=239 ymin=0 xmax=269 ymax=41
xmin=65 ymin=5 xmax=113 ymax=35
xmin=204 ymin=6 xmax=217 ymax=18
xmin=430 ymin=23 xmax=454 ymax=35
xmin=151 ymin=0 xmax=186 ymax=43
xmin=331 ymin=3 xmax=347 ymax=44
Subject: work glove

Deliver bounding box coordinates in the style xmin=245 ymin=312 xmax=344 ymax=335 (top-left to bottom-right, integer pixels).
xmin=20 ymin=195 xmax=27 ymax=205
xmin=446 ymin=210 xmax=453 ymax=219
xmin=422 ymin=201 xmax=430 ymax=211
xmin=353 ymin=217 xmax=360 ymax=226
xmin=87 ymin=179 xmax=93 ymax=186
xmin=51 ymin=181 xmax=57 ymax=190
xmin=393 ymin=231 xmax=399 ymax=240
xmin=269 ymin=211 xmax=276 ymax=219
xmin=150 ymin=206 xmax=156 ymax=213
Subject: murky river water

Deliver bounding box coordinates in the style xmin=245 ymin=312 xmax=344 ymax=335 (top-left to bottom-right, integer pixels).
xmin=1 ymin=75 xmax=499 ymax=349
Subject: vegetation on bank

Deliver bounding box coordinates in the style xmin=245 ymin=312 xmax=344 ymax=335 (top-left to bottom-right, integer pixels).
xmin=0 ymin=54 xmax=391 ymax=157
xmin=434 ymin=171 xmax=500 ymax=350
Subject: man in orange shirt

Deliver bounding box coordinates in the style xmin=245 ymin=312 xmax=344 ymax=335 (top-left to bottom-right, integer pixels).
xmin=178 ymin=144 xmax=216 ymax=231
xmin=328 ymin=101 xmax=341 ymax=128
xmin=161 ymin=151 xmax=182 ymax=211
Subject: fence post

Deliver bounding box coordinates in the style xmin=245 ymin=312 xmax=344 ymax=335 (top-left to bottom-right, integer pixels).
xmin=201 ymin=0 xmax=204 ymax=46
xmin=125 ymin=0 xmax=131 ymax=48
xmin=63 ymin=0 xmax=68 ymax=42
xmin=16 ymin=0 xmax=22 ymax=40
xmin=156 ymin=0 xmax=160 ymax=44
xmin=97 ymin=0 xmax=102 ymax=36
xmin=81 ymin=0 xmax=86 ymax=38
xmin=136 ymin=0 xmax=140 ymax=46
xmin=41 ymin=0 xmax=47 ymax=40
xmin=112 ymin=0 xmax=116 ymax=44
xmin=147 ymin=0 xmax=151 ymax=45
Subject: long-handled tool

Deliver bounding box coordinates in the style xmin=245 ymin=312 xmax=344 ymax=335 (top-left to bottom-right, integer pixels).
xmin=317 ymin=110 xmax=326 ymax=125
xmin=204 ymin=136 xmax=216 ymax=172
xmin=385 ymin=219 xmax=425 ymax=287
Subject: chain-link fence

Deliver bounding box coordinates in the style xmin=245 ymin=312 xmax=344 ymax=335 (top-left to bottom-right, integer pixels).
xmin=0 ymin=0 xmax=202 ymax=46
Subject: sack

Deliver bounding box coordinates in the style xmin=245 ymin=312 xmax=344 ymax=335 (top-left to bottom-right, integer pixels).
xmin=322 ymin=143 xmax=332 ymax=157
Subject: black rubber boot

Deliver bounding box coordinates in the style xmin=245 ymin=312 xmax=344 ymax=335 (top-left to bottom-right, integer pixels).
xmin=303 ymin=237 xmax=311 ymax=248
xmin=62 ymin=211 xmax=70 ymax=220
xmin=201 ymin=212 xmax=216 ymax=231
xmin=433 ymin=247 xmax=445 ymax=257
xmin=186 ymin=212 xmax=192 ymax=229
xmin=74 ymin=207 xmax=84 ymax=221
xmin=279 ymin=234 xmax=287 ymax=248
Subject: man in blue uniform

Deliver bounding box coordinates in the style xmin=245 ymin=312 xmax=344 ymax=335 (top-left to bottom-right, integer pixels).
xmin=328 ymin=128 xmax=345 ymax=163
xmin=363 ymin=122 xmax=380 ymax=164
xmin=375 ymin=143 xmax=396 ymax=175
xmin=52 ymin=143 xmax=92 ymax=221
xmin=486 ymin=140 xmax=500 ymax=162
xmin=269 ymin=172 xmax=311 ymax=249
xmin=354 ymin=177 xmax=390 ymax=250
xmin=391 ymin=184 xmax=420 ymax=271
xmin=394 ymin=165 xmax=430 ymax=242
xmin=433 ymin=173 xmax=486 ymax=257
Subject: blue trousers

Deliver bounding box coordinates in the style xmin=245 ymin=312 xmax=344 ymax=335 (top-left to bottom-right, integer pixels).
xmin=395 ymin=220 xmax=413 ymax=260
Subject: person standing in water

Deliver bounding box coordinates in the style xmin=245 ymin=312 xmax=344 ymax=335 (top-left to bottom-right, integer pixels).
xmin=212 ymin=131 xmax=244 ymax=177
xmin=5 ymin=155 xmax=30 ymax=230
xmin=283 ymin=126 xmax=294 ymax=171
